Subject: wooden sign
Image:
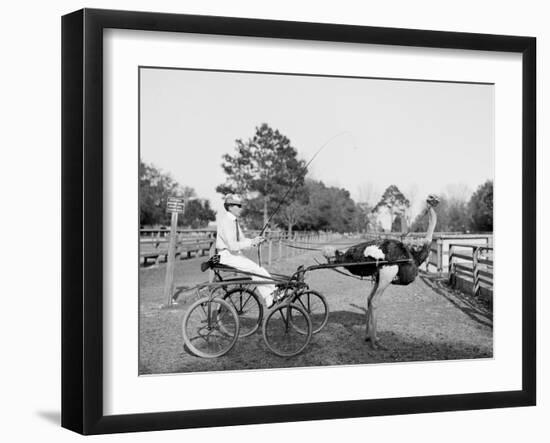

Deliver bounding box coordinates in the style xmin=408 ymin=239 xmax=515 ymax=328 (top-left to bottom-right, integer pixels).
xmin=167 ymin=197 xmax=185 ymax=213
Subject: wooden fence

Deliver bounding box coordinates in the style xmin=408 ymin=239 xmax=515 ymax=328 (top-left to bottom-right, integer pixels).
xmin=141 ymin=229 xmax=494 ymax=298
xmin=448 ymin=244 xmax=493 ymax=298
xmin=362 ymin=232 xmax=492 ymax=273
xmin=139 ymin=229 xmax=348 ymax=266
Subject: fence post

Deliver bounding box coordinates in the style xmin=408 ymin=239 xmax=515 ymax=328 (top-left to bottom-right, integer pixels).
xmin=448 ymin=244 xmax=454 ymax=275
xmin=163 ymin=211 xmax=179 ymax=306
xmin=268 ymin=240 xmax=273 ymax=265
xmin=208 ymin=233 xmax=216 ymax=283
xmin=424 ymin=240 xmax=437 ymax=272
xmin=448 ymin=244 xmax=454 ymax=285
xmin=258 ymin=239 xmax=262 ymax=265
xmin=473 ymin=247 xmax=480 ymax=297
xmin=437 ymin=239 xmax=443 ymax=273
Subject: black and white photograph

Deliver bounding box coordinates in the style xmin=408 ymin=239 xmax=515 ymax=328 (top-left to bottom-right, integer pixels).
xmin=138 ymin=67 xmax=494 ymax=375
xmin=0 ymin=0 xmax=542 ymax=440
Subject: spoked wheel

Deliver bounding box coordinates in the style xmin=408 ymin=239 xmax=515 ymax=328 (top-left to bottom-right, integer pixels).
xmin=182 ymin=297 xmax=239 ymax=358
xmin=263 ymin=303 xmax=312 ymax=357
xmin=220 ymin=287 xmax=263 ymax=337
xmin=290 ymin=290 xmax=329 ymax=334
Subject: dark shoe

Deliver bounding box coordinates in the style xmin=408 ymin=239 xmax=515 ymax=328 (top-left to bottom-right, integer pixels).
xmin=200 ymin=254 xmax=220 ymax=272
xmin=272 ymin=288 xmax=290 ymax=306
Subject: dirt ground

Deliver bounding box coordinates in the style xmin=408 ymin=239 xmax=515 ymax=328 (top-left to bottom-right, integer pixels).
xmin=139 ymin=242 xmax=493 ymax=375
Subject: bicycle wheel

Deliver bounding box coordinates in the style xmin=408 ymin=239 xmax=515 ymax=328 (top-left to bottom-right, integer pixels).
xmin=182 ymin=297 xmax=239 ymax=358
xmin=290 ymin=290 xmax=329 ymax=334
xmin=263 ymin=303 xmax=312 ymax=357
xmin=220 ymin=287 xmax=263 ymax=337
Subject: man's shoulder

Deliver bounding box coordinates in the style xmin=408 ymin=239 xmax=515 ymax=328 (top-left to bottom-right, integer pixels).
xmin=216 ymin=211 xmax=232 ymax=225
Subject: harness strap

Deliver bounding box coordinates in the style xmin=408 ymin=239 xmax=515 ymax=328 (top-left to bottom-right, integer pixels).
xmin=313 ymin=258 xmax=366 ymax=281
xmin=280 ymin=240 xmax=368 ymax=252
xmin=281 ymin=243 xmax=323 ymax=252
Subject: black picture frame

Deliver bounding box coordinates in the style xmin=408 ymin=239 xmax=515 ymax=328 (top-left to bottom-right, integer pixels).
xmin=61 ymin=8 xmax=536 ymax=435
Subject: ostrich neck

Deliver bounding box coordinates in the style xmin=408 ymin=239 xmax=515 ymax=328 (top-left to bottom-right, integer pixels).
xmin=424 ymin=207 xmax=437 ymax=244
xmin=408 ymin=207 xmax=437 ymax=267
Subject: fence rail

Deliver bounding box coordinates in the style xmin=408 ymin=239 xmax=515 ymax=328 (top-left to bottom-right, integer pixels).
xmin=363 ymin=232 xmax=492 ymax=273
xmin=448 ymin=244 xmax=493 ymax=298
xmin=139 ymin=229 xmax=349 ymax=266
xmin=140 ymin=228 xmax=494 ymax=296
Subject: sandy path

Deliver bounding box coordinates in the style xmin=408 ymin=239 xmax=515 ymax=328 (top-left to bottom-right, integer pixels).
xmin=139 ymin=243 xmax=492 ymax=374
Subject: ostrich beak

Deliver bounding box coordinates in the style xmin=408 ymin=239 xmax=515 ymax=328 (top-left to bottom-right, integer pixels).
xmin=426 ymin=194 xmax=440 ymax=207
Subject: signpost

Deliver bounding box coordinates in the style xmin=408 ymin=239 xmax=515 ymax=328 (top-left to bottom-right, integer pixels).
xmin=163 ymin=197 xmax=185 ymax=306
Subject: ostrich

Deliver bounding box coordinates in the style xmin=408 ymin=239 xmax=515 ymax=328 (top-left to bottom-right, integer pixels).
xmin=323 ymin=195 xmax=439 ymax=349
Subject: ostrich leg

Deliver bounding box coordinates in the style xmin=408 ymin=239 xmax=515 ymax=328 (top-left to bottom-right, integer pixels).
xmin=365 ymin=265 xmax=398 ymax=349
xmin=365 ymin=279 xmax=379 ymax=343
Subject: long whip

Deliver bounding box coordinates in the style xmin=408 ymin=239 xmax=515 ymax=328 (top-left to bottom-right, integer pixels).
xmin=257 ymin=131 xmax=355 ymax=265
xmin=259 ymin=131 xmax=354 ymax=236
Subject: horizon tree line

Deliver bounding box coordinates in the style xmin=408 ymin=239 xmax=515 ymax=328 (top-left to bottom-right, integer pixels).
xmin=140 ymin=123 xmax=493 ymax=233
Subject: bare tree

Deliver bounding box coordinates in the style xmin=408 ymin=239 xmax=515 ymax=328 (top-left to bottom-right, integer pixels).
xmin=445 ymin=183 xmax=472 ymax=201
xmin=357 ymin=182 xmax=380 ymax=206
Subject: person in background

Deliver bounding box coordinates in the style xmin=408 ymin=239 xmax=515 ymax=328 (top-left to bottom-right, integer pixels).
xmin=216 ymin=194 xmax=279 ymax=308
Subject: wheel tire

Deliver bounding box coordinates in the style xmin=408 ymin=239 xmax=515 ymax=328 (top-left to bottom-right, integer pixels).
xmin=220 ymin=287 xmax=263 ymax=337
xmin=263 ymin=303 xmax=312 ymax=357
xmin=290 ymin=289 xmax=329 ymax=334
xmin=182 ymin=297 xmax=239 ymax=358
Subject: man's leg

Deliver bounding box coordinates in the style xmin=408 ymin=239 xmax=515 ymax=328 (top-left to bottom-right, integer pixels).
xmin=218 ymin=251 xmax=276 ymax=305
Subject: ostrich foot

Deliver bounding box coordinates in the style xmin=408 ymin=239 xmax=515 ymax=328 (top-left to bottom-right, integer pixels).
xmin=365 ymin=336 xmax=387 ymax=350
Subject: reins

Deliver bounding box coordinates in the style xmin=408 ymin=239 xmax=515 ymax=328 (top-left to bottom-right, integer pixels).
xmin=312 ymin=257 xmax=367 ymax=281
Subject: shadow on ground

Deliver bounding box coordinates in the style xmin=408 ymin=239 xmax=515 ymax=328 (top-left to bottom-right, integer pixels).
xmin=36 ymin=410 xmax=60 ymax=426
xmin=139 ymin=251 xmax=492 ymax=376
xmin=419 ymin=273 xmax=493 ymax=328
xmin=141 ymin=306 xmax=492 ymax=375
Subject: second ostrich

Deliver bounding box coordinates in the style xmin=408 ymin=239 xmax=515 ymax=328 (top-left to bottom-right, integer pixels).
xmin=323 ymin=195 xmax=439 ymax=349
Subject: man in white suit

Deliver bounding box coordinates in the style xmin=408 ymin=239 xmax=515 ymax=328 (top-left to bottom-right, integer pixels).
xmin=216 ymin=194 xmax=278 ymax=308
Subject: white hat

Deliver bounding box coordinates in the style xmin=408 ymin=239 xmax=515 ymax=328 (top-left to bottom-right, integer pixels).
xmin=224 ymin=194 xmax=242 ymax=205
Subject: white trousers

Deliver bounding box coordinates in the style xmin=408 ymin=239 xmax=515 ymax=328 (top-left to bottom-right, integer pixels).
xmin=218 ymin=250 xmax=276 ymax=304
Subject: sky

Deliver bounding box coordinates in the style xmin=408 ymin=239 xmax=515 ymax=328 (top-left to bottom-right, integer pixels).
xmin=140 ymin=67 xmax=494 ymax=221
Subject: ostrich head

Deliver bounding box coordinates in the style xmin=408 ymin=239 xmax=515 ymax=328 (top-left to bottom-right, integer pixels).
xmin=322 ymin=246 xmax=337 ymax=262
xmin=426 ymin=194 xmax=440 ymax=208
